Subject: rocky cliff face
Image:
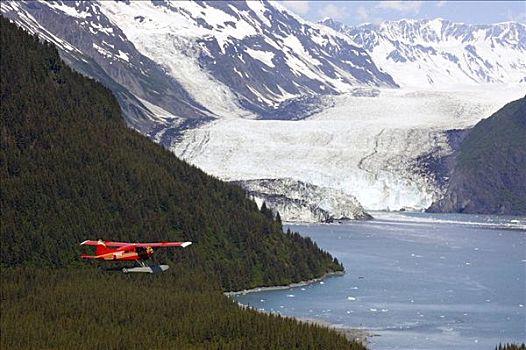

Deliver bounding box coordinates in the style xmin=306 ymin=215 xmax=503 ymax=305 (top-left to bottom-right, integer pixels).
xmin=428 ymin=97 xmax=526 ymax=215
xmin=233 ymin=178 xmax=372 ymax=223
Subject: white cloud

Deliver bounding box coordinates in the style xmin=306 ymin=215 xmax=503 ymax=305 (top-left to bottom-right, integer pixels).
xmin=506 ymin=9 xmax=526 ymax=23
xmin=279 ymin=1 xmax=311 ymax=16
xmin=318 ymin=3 xmax=350 ymax=21
xmin=376 ymin=1 xmax=422 ymax=15
xmin=436 ymin=1 xmax=447 ymax=8
xmin=357 ymin=5 xmax=369 ymax=21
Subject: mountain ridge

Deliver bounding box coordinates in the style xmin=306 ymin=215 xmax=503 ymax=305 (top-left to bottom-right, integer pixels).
xmin=1 ymin=0 xmax=396 ymax=131
xmin=320 ymin=17 xmax=526 ymax=88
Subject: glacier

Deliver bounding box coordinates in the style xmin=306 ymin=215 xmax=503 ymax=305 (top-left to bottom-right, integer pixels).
xmin=173 ymin=87 xmax=524 ymax=211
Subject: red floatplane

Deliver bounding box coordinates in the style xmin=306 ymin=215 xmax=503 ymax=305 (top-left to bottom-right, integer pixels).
xmin=80 ymin=240 xmax=192 ymax=273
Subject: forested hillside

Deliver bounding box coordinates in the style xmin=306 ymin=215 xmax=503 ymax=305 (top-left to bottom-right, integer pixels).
xmin=0 ymin=18 xmax=366 ymax=349
xmin=428 ymin=97 xmax=526 ymax=215
xmin=0 ymin=16 xmax=342 ymax=291
xmin=1 ymin=268 xmax=364 ymax=350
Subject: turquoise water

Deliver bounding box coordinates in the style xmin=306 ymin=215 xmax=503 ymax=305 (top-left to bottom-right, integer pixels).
xmin=235 ymin=212 xmax=526 ymax=349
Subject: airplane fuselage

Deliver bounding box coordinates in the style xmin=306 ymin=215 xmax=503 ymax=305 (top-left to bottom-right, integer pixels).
xmin=82 ymin=246 xmax=154 ymax=261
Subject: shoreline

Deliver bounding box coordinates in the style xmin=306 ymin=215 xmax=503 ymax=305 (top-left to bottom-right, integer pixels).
xmin=225 ymin=271 xmax=372 ymax=347
xmin=299 ymin=318 xmax=372 ymax=346
xmin=224 ymin=270 xmax=345 ymax=296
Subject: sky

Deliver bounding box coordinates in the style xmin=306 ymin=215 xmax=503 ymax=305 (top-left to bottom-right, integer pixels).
xmin=278 ymin=1 xmax=526 ymax=26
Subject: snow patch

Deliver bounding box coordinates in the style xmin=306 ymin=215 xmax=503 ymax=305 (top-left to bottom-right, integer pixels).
xmin=245 ymin=47 xmax=275 ymax=68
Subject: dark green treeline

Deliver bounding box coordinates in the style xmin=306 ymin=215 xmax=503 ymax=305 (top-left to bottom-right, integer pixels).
xmin=0 ymin=16 xmax=342 ymax=291
xmin=1 ymin=268 xmax=363 ymax=350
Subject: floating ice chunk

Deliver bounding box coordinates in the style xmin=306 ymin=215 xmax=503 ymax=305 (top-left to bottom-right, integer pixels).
xmin=300 ymin=288 xmax=306 ymax=291
xmin=519 ymin=304 xmax=524 ymax=308
xmin=370 ymin=308 xmax=377 ymax=312
xmin=260 ymin=299 xmax=265 ymax=302
xmin=465 ymin=262 xmax=471 ymax=265
xmin=474 ymin=247 xmax=479 ymax=251
xmin=351 ymin=286 xmax=359 ymax=290
xmin=347 ymin=296 xmax=356 ymax=301
xmin=381 ymin=308 xmax=389 ymax=312
xmin=440 ymin=315 xmax=445 ymax=318
xmin=320 ymin=281 xmax=325 ymax=285
xmin=286 ymin=294 xmax=295 ymax=298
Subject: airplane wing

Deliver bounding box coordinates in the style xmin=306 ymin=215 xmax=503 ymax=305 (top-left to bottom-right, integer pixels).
xmin=132 ymin=242 xmax=192 ymax=248
xmin=80 ymin=240 xmax=192 ymax=248
xmin=80 ymin=240 xmax=107 ymax=246
xmin=80 ymin=240 xmax=132 ymax=247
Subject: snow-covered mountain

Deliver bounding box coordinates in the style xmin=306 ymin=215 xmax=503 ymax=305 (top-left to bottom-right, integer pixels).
xmin=1 ymin=1 xmax=395 ymax=130
xmin=321 ymin=18 xmax=526 ymax=88
xmin=233 ymin=178 xmax=372 ymax=222
xmin=1 ymin=1 xmax=214 ymax=139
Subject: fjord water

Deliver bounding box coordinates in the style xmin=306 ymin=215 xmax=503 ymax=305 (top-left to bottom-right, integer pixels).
xmin=235 ymin=213 xmax=526 ymax=349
